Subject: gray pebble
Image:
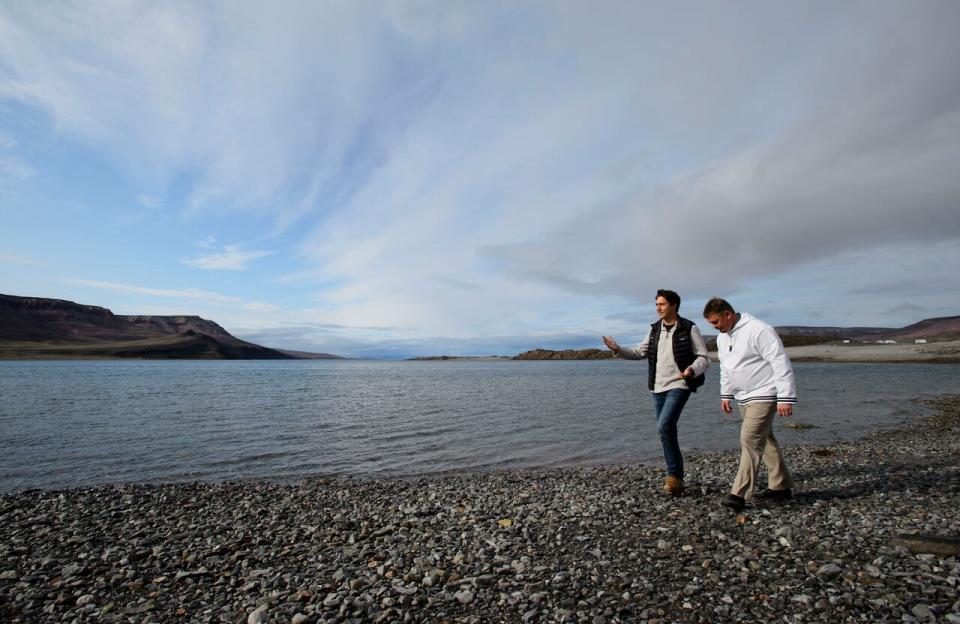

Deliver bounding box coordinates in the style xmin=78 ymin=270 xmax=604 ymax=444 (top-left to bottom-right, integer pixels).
xmin=248 ymin=604 xmax=269 ymax=624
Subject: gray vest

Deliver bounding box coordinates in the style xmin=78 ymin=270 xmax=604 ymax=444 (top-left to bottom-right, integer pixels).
xmin=647 ymin=316 xmax=705 ymax=392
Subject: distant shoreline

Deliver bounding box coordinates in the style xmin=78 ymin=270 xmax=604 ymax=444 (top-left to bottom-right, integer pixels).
xmin=781 ymin=339 xmax=960 ymax=363
xmin=3 ymin=341 xmax=959 ymax=363
xmin=407 ymin=355 xmax=514 ymax=361
xmin=408 ymin=341 xmax=960 ymax=364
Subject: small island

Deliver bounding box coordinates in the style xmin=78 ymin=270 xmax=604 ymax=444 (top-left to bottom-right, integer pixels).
xmin=513 ymin=348 xmax=613 ymax=360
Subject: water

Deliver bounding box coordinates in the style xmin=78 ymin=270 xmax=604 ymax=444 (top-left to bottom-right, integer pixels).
xmin=1 ymin=360 xmax=958 ymax=492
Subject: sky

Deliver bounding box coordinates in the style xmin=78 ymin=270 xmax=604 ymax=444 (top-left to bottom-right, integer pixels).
xmin=1 ymin=1 xmax=959 ymax=358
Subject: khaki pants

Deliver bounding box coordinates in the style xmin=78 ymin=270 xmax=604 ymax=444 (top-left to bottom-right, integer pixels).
xmin=731 ymin=402 xmax=794 ymax=498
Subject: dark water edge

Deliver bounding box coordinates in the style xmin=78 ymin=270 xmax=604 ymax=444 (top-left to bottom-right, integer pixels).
xmin=2 ymin=360 xmax=959 ymax=492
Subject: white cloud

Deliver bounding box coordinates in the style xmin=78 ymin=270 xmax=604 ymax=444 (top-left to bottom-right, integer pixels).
xmin=677 ymin=239 xmax=960 ymax=332
xmin=484 ymin=3 xmax=960 ymax=306
xmin=137 ymin=194 xmax=161 ymax=209
xmin=197 ymin=235 xmax=217 ymax=250
xmin=182 ymin=245 xmax=274 ymax=271
xmin=0 ymin=127 xmax=16 ymax=148
xmin=0 ymin=250 xmax=40 ymax=266
xmin=2 ymin=2 xmax=958 ymax=354
xmin=67 ymin=278 xmax=244 ymax=304
xmin=240 ymin=301 xmax=282 ymax=313
xmin=0 ymin=1 xmax=403 ymax=226
xmin=118 ymin=212 xmax=146 ymax=226
xmin=0 ymin=124 xmax=33 ymax=195
xmin=0 ymin=154 xmax=34 ymax=182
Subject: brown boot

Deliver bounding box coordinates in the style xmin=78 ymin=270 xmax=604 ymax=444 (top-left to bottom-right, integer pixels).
xmin=663 ymin=476 xmax=684 ymax=496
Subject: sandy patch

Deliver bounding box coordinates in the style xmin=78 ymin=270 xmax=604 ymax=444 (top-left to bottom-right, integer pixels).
xmin=786 ymin=339 xmax=960 ymax=362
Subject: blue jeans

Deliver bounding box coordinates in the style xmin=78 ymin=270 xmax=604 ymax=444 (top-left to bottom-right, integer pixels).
xmin=651 ymin=388 xmax=691 ymax=479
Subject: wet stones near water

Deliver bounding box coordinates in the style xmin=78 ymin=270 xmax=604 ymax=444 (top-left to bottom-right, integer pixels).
xmin=1 ymin=395 xmax=959 ymax=623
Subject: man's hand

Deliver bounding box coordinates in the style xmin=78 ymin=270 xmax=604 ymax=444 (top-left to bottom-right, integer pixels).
xmin=678 ymin=366 xmax=694 ymax=380
xmin=721 ymin=399 xmax=732 ymax=414
xmin=602 ymin=335 xmax=620 ymax=352
xmin=777 ymin=403 xmax=793 ymax=417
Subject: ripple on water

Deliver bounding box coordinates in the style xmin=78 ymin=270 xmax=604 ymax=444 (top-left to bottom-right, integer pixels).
xmin=1 ymin=360 xmax=959 ymax=490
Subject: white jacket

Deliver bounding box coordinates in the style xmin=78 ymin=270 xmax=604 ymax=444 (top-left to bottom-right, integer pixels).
xmin=716 ymin=313 xmax=797 ymax=405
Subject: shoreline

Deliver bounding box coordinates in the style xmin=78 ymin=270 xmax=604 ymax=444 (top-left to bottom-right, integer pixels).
xmin=783 ymin=339 xmax=960 ymax=364
xmin=2 ymin=399 xmax=959 ymax=622
xmin=5 ymin=340 xmax=960 ymax=363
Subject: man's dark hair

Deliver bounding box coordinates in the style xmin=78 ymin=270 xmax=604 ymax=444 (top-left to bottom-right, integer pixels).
xmin=703 ymin=297 xmax=735 ymax=317
xmin=656 ymin=289 xmax=681 ymax=310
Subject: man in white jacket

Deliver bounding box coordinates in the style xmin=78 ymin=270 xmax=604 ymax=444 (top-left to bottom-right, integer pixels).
xmin=703 ymin=297 xmax=796 ymax=513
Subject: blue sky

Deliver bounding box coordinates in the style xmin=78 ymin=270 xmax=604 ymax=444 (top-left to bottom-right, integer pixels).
xmin=1 ymin=2 xmax=959 ymax=358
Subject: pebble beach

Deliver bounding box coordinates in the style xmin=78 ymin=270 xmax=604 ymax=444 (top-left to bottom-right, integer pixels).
xmin=2 ymin=397 xmax=959 ymax=624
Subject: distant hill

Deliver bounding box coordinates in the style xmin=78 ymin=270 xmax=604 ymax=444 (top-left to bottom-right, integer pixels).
xmin=518 ymin=316 xmax=960 ymax=360
xmin=514 ymin=348 xmax=613 ymax=360
xmin=767 ymin=316 xmax=960 ymax=343
xmin=275 ymin=349 xmax=343 ymax=360
xmin=774 ymin=325 xmax=894 ymax=339
xmin=880 ymin=316 xmax=960 ymax=341
xmin=0 ymin=293 xmax=339 ymax=360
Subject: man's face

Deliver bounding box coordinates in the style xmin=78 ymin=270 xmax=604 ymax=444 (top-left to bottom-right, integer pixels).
xmin=705 ymin=310 xmax=737 ymax=333
xmin=655 ymin=296 xmax=676 ymax=320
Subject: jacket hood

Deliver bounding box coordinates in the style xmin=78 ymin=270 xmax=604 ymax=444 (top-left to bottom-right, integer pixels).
xmin=728 ymin=312 xmax=756 ymax=335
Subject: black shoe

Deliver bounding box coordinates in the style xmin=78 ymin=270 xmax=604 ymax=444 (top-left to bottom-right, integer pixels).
xmin=755 ymin=488 xmax=792 ymax=500
xmin=720 ymin=494 xmax=745 ymax=512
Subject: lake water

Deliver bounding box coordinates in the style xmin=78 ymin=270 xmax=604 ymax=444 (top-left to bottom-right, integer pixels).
xmin=2 ymin=360 xmax=959 ymax=492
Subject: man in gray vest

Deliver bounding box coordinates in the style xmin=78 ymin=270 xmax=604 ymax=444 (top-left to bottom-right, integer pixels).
xmin=603 ymin=289 xmax=710 ymax=496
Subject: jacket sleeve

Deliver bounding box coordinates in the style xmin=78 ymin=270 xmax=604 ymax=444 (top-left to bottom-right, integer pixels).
xmin=616 ymin=329 xmax=652 ymax=360
xmin=757 ymin=325 xmax=797 ymax=404
xmin=688 ymin=325 xmax=711 ymax=376
xmin=718 ymin=335 xmax=733 ymax=401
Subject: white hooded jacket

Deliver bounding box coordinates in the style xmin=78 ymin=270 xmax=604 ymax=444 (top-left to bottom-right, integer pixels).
xmin=716 ymin=313 xmax=797 ymax=405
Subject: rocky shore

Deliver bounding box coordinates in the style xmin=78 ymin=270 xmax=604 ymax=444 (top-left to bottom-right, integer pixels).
xmin=2 ymin=398 xmax=959 ymax=623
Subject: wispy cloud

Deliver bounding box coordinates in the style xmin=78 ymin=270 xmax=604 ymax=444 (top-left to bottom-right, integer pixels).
xmin=0 ymin=127 xmax=17 ymax=148
xmin=0 ymin=154 xmax=34 ymax=185
xmin=64 ymin=278 xmax=283 ymax=316
xmin=136 ymin=194 xmax=161 ymax=209
xmin=67 ymin=279 xmax=244 ymax=304
xmin=485 ymin=4 xmax=960 ymax=305
xmin=118 ymin=212 xmax=146 ymax=226
xmin=0 ymin=1 xmax=409 ymax=228
xmin=0 ymin=250 xmax=41 ymax=266
xmin=182 ymin=245 xmax=275 ymax=271
xmin=2 ymin=2 xmax=958 ymax=355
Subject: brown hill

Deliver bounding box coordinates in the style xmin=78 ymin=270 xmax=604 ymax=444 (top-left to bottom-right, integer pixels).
xmin=881 ymin=316 xmax=960 ymax=341
xmin=772 ymin=317 xmax=960 ymax=342
xmin=514 ymin=348 xmax=613 ymax=360
xmin=0 ymin=293 xmax=307 ymax=360
xmin=774 ymin=325 xmax=894 ymax=339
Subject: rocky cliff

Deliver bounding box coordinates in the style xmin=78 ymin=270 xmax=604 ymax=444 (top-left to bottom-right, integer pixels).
xmin=0 ymin=293 xmax=302 ymax=359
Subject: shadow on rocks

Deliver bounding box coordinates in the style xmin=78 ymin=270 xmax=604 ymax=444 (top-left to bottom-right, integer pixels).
xmin=791 ymin=456 xmax=959 ymax=502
